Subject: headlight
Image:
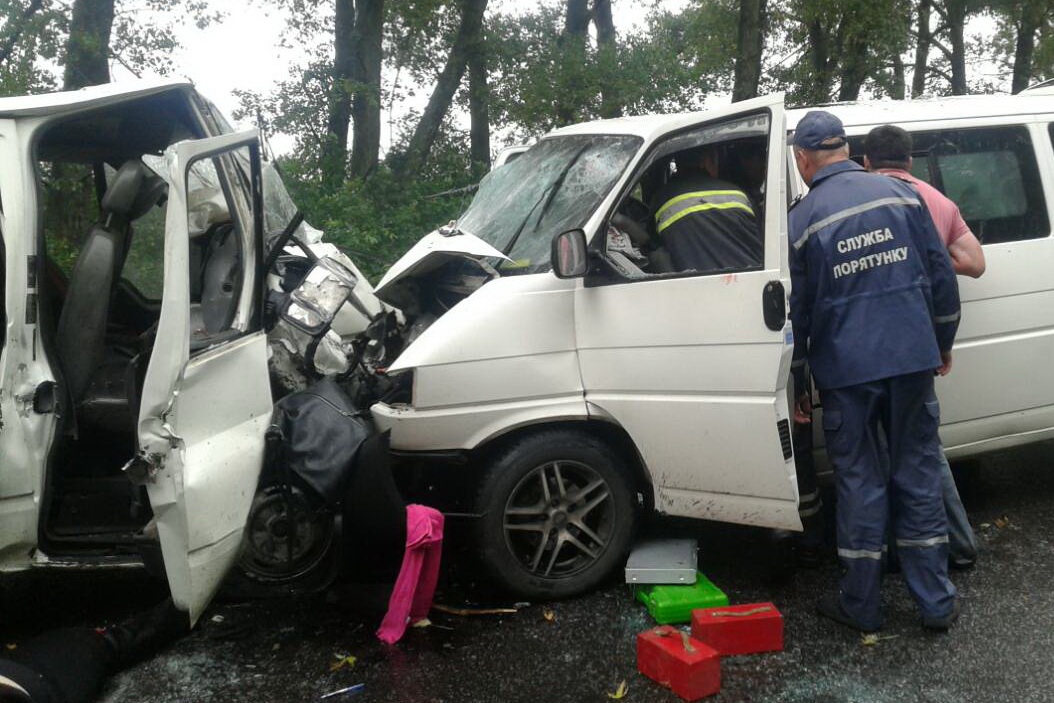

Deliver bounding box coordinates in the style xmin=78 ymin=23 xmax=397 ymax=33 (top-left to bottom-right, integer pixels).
xmin=383 ymin=369 xmax=415 ymax=407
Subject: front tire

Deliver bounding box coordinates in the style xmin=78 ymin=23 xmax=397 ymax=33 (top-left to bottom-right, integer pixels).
xmin=475 ymin=429 xmax=636 ymax=599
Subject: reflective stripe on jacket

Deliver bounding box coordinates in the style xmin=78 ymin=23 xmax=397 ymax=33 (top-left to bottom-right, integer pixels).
xmin=789 ymin=160 xmax=960 ymax=391
xmin=650 ymin=174 xmax=763 ymax=274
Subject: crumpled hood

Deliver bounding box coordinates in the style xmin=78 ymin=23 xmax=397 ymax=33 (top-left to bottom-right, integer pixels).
xmin=374 ymin=229 xmax=509 ymax=305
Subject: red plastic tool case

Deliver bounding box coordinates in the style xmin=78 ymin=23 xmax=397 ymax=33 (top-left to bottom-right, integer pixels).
xmin=690 ymin=602 xmax=784 ymax=656
xmin=637 ymin=626 xmax=721 ymax=701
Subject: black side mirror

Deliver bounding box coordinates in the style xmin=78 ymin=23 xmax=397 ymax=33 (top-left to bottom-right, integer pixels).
xmin=551 ymin=229 xmax=589 ymax=278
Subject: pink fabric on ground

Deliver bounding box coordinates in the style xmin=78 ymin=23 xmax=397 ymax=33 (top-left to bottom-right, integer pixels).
xmin=376 ymin=504 xmax=444 ymax=644
xmin=877 ymin=168 xmax=972 ymax=247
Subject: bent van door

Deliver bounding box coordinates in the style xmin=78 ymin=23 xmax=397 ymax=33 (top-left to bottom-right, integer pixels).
xmin=137 ymin=131 xmax=271 ymax=624
xmin=575 ymin=94 xmax=800 ymax=529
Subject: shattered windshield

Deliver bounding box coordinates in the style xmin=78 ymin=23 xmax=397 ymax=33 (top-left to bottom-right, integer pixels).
xmin=458 ymin=135 xmax=642 ymax=274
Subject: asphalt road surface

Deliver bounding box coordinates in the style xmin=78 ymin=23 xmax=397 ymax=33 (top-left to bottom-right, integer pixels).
xmin=3 ymin=439 xmax=1053 ymax=703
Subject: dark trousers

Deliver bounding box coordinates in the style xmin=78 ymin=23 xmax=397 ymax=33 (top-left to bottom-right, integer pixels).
xmin=821 ymin=371 xmax=956 ymax=629
xmin=0 ymin=628 xmax=114 ymax=703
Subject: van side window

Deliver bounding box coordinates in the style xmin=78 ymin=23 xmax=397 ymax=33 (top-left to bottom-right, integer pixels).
xmin=850 ymin=126 xmax=1049 ymax=245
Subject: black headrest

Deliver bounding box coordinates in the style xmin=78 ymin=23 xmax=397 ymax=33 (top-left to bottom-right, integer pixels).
xmin=101 ymin=160 xmax=167 ymax=221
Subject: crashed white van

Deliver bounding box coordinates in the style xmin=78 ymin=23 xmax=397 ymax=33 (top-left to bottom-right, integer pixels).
xmin=370 ymin=88 xmax=1054 ymax=600
xmin=0 ymin=80 xmax=386 ymax=623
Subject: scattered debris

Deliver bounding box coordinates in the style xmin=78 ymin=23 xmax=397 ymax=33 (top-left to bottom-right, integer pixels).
xmin=513 ymin=602 xmax=531 ymax=609
xmin=320 ymin=683 xmax=365 ymax=700
xmin=625 ymin=538 xmax=698 ymax=584
xmin=994 ymin=515 xmax=1010 ymax=529
xmin=860 ymin=634 xmax=899 ymax=647
xmin=542 ymin=608 xmax=556 ymax=622
xmin=329 ymin=654 xmax=357 ymax=672
xmin=272 ymin=643 xmax=281 ymax=651
xmin=607 ymin=680 xmax=629 ymax=699
xmin=433 ymin=604 xmax=518 ymax=616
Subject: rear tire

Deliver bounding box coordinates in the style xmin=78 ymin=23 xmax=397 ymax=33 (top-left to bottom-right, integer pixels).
xmin=475 ymin=429 xmax=636 ymax=600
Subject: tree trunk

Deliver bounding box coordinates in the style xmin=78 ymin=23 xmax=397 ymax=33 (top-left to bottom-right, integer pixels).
xmin=806 ymin=19 xmax=836 ymax=103
xmin=322 ymin=0 xmax=355 ymax=188
xmin=593 ymin=0 xmax=622 ymax=117
xmin=838 ymin=31 xmax=871 ymax=101
xmin=1012 ymin=0 xmax=1047 ymax=94
xmin=402 ymin=0 xmax=488 ymax=175
xmin=946 ymin=0 xmax=968 ymax=94
xmin=891 ymin=52 xmax=906 ymax=99
xmin=556 ymin=0 xmax=591 ymax=125
xmin=349 ymin=0 xmax=385 ymax=180
xmin=732 ymin=0 xmax=766 ymax=102
xmin=468 ymin=28 xmax=491 ymax=168
xmin=63 ymin=0 xmax=115 ymax=90
xmin=911 ymin=0 xmax=931 ymax=97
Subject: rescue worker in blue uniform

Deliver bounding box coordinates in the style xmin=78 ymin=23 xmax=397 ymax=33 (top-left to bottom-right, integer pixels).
xmin=788 ymin=111 xmax=962 ymax=632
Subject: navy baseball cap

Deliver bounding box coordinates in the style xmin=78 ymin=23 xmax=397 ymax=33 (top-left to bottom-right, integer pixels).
xmin=791 ymin=110 xmax=847 ymax=149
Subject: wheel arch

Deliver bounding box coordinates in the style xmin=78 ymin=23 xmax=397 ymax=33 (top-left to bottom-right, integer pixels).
xmin=471 ymin=418 xmax=655 ymax=513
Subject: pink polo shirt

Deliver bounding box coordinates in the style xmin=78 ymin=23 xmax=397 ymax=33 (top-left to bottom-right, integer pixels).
xmin=877 ymin=168 xmax=971 ymax=247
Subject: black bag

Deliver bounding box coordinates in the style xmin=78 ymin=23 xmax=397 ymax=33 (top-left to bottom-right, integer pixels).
xmin=268 ymin=377 xmax=372 ymax=508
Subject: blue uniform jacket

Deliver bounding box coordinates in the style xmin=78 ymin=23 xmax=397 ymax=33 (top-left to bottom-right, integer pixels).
xmin=789 ymin=160 xmax=961 ymax=391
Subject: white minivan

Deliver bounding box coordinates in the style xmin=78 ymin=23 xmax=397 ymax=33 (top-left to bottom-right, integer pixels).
xmin=369 ymin=88 xmax=1054 ymax=599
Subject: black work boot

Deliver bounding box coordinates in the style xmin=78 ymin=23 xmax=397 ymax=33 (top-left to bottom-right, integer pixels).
xmin=101 ymin=598 xmax=190 ymax=670
xmin=817 ymin=595 xmax=882 ymax=633
xmin=922 ymin=597 xmax=962 ymax=631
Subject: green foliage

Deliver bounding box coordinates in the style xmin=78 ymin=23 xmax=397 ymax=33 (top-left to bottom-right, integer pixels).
xmin=278 ymin=153 xmax=481 ymax=283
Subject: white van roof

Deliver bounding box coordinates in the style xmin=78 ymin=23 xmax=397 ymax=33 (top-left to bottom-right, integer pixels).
xmin=787 ymin=92 xmax=1054 ymax=132
xmin=547 ymin=91 xmax=1054 ymax=142
xmin=0 ymin=79 xmax=193 ymax=118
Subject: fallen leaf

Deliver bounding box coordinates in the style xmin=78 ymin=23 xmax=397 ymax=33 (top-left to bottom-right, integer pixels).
xmin=330 ymin=654 xmax=357 ymax=672
xmin=994 ymin=515 xmax=1010 ymax=529
xmin=211 ymin=615 xmax=225 ymax=624
xmin=860 ymin=634 xmax=899 ymax=647
xmin=608 ymin=680 xmax=628 ymax=699
xmin=272 ymin=643 xmax=280 ymax=651
xmin=412 ymin=618 xmax=432 ymax=629
xmin=4 ymin=644 xmax=15 ymax=651
xmin=542 ymin=608 xmax=556 ymax=622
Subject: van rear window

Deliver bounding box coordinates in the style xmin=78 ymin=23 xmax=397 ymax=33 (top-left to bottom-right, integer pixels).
xmin=850 ymin=125 xmax=1049 ymax=245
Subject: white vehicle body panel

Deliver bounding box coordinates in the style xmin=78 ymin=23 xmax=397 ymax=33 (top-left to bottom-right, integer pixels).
xmin=787 ymin=104 xmax=1054 ymax=462
xmin=0 ymin=118 xmax=56 ymax=571
xmin=375 ymin=274 xmax=585 ymax=450
xmin=138 ymin=131 xmax=271 ymax=624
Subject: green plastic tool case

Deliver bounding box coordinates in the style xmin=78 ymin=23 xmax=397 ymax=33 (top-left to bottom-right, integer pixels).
xmin=635 ymin=572 xmax=729 ymax=624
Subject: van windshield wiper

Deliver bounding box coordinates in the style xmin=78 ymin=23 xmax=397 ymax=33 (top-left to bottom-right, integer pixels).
xmin=503 ymin=143 xmax=590 ymax=256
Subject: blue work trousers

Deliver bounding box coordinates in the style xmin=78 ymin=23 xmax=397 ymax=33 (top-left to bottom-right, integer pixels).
xmin=820 ymin=371 xmax=957 ymax=629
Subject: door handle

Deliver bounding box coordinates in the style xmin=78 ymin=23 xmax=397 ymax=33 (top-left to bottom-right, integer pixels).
xmin=762 ymin=281 xmax=786 ymax=331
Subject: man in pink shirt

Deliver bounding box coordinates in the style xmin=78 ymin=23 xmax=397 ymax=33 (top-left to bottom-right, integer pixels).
xmin=864 ymin=124 xmax=986 ymax=570
xmin=864 ymin=126 xmax=986 ymax=278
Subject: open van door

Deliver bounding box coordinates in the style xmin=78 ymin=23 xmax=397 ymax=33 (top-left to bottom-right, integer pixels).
xmin=575 ymin=94 xmax=800 ymax=529
xmin=134 ymin=130 xmax=271 ymax=624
